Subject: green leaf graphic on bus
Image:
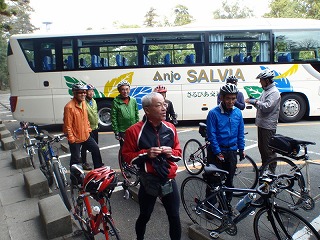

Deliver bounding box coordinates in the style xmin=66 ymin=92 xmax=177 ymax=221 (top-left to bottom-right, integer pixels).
xmin=243 ymin=86 xmax=263 ymax=99
xmin=64 ymin=76 xmax=105 ymax=98
xmin=104 ymin=72 xmax=133 ymax=98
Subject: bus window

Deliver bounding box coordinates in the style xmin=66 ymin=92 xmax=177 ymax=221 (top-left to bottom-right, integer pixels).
xmin=274 ymin=30 xmax=320 ymax=62
xmin=40 ymin=42 xmax=56 ymax=71
xmin=19 ymin=39 xmax=35 ymax=70
xmin=63 ymin=39 xmax=74 ymax=70
xmin=209 ymin=31 xmax=271 ymax=63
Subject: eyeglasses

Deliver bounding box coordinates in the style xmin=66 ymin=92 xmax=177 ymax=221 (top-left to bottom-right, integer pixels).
xmin=76 ymin=91 xmax=87 ymax=95
xmin=151 ymin=102 xmax=168 ymax=108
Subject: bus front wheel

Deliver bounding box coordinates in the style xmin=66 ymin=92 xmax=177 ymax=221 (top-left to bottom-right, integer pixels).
xmin=97 ymin=100 xmax=112 ymax=132
xmin=279 ymin=94 xmax=306 ymax=123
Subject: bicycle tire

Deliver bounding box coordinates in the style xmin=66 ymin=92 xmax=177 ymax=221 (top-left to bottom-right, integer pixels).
xmin=181 ymin=176 xmax=224 ymax=231
xmin=183 ymin=139 xmax=205 ymax=175
xmin=53 ymin=161 xmax=71 ymax=211
xmin=253 ymin=205 xmax=320 ymax=239
xmin=260 ymin=157 xmax=308 ymax=210
xmin=118 ymin=149 xmax=139 ymax=187
xmin=38 ymin=149 xmax=54 ymax=186
xmin=233 ymin=155 xmax=259 ymax=197
xmin=103 ymin=215 xmax=121 ymax=240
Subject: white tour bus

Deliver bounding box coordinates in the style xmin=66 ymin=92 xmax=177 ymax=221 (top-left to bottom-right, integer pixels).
xmin=7 ymin=18 xmax=320 ymax=130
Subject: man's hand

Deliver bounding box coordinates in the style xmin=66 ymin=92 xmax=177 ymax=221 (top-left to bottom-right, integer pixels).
xmin=160 ymin=146 xmax=173 ymax=158
xmin=239 ymin=150 xmax=245 ymax=160
xmin=147 ymin=147 xmax=163 ymax=158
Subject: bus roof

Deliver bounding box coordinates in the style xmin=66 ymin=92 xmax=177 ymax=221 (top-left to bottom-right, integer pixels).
xmin=10 ymin=18 xmax=320 ymax=39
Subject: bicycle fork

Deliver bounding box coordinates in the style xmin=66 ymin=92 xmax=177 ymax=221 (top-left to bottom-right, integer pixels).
xmin=52 ymin=158 xmax=68 ymax=188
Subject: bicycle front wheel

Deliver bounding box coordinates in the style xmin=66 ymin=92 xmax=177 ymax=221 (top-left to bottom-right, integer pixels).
xmin=260 ymin=157 xmax=308 ymax=210
xmin=103 ymin=215 xmax=121 ymax=240
xmin=38 ymin=149 xmax=54 ymax=186
xmin=233 ymin=154 xmax=259 ymax=197
xmin=181 ymin=176 xmax=223 ymax=231
xmin=254 ymin=205 xmax=320 ymax=239
xmin=53 ymin=161 xmax=71 ymax=211
xmin=183 ymin=139 xmax=205 ymax=175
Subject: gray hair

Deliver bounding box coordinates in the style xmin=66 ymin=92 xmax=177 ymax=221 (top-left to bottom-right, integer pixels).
xmin=142 ymin=92 xmax=162 ymax=108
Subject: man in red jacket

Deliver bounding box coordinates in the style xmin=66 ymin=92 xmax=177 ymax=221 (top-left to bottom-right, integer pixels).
xmin=122 ymin=92 xmax=182 ymax=240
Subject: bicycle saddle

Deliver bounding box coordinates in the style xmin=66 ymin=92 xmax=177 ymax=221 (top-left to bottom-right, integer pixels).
xmin=204 ymin=164 xmax=229 ymax=176
xmin=295 ymin=139 xmax=316 ymax=146
xmin=34 ymin=133 xmax=45 ymax=141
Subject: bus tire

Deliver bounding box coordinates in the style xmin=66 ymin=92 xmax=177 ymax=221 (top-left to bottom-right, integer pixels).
xmin=97 ymin=100 xmax=112 ymax=132
xmin=279 ymin=93 xmax=306 ymax=123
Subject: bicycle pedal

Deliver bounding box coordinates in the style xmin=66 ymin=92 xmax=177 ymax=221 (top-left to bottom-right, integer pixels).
xmin=210 ymin=231 xmax=220 ymax=239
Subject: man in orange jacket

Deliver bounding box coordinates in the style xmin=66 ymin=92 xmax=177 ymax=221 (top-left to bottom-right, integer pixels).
xmin=63 ymin=83 xmax=103 ymax=169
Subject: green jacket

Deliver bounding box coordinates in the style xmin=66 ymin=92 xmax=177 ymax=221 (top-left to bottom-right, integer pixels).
xmin=111 ymin=95 xmax=139 ymax=133
xmin=85 ymin=98 xmax=99 ymax=130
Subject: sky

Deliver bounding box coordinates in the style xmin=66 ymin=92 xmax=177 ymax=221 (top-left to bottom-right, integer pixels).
xmin=29 ymin=0 xmax=270 ymax=32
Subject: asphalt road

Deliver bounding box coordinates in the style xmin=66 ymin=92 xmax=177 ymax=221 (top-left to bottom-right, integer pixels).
xmin=1 ymin=92 xmax=320 ymax=240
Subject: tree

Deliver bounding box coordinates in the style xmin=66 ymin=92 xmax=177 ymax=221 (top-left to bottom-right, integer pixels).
xmin=144 ymin=7 xmax=159 ymax=27
xmin=212 ymin=0 xmax=254 ymax=19
xmin=0 ymin=0 xmax=36 ymax=90
xmin=173 ymin=4 xmax=194 ymax=26
xmin=264 ymin=0 xmax=320 ymax=19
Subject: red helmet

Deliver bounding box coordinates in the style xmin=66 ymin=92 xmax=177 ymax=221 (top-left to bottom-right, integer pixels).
xmin=154 ymin=85 xmax=167 ymax=93
xmin=83 ymin=166 xmax=117 ymax=194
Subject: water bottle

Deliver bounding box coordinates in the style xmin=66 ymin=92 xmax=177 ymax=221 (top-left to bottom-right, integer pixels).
xmin=235 ymin=193 xmax=256 ymax=213
xmin=92 ymin=206 xmax=100 ymax=219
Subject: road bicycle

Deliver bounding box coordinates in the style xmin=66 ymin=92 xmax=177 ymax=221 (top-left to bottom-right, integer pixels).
xmin=183 ymin=122 xmax=259 ymax=196
xmin=260 ymin=134 xmax=319 ymax=211
xmin=180 ymin=164 xmax=320 ymax=239
xmin=13 ymin=121 xmax=39 ymax=168
xmin=70 ymin=164 xmax=121 ymax=240
xmin=31 ymin=130 xmax=71 ymax=211
xmin=117 ymin=138 xmax=139 ymax=188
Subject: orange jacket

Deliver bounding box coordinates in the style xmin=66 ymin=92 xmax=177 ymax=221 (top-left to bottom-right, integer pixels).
xmin=63 ymin=98 xmax=91 ymax=143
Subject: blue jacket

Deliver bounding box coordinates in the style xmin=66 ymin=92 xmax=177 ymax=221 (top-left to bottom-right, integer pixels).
xmin=206 ymin=104 xmax=245 ymax=155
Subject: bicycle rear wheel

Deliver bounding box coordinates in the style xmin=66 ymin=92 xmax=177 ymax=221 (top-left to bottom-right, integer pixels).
xmin=254 ymin=205 xmax=320 ymax=239
xmin=183 ymin=139 xmax=205 ymax=175
xmin=53 ymin=161 xmax=71 ymax=211
xmin=181 ymin=176 xmax=224 ymax=231
xmin=103 ymin=215 xmax=121 ymax=240
xmin=38 ymin=149 xmax=54 ymax=186
xmin=118 ymin=149 xmax=139 ymax=187
xmin=233 ymin=154 xmax=259 ymax=197
xmin=260 ymin=157 xmax=309 ymax=210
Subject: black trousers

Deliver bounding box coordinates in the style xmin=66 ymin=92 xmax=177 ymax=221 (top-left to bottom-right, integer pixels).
xmin=69 ymin=135 xmax=103 ymax=169
xmin=81 ymin=129 xmax=99 ymax=163
xmin=135 ymin=179 xmax=181 ymax=240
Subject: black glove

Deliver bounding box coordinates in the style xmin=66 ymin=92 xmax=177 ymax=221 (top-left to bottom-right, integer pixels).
xmin=152 ymin=156 xmax=170 ymax=180
xmin=216 ymin=153 xmax=225 ymax=162
xmin=239 ymin=150 xmax=245 ymax=160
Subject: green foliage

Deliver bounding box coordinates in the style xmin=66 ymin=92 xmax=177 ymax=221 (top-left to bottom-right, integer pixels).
xmin=264 ymin=0 xmax=320 ymax=19
xmin=173 ymin=4 xmax=194 ymax=26
xmin=144 ymin=7 xmax=159 ymax=27
xmin=212 ymin=0 xmax=254 ymax=19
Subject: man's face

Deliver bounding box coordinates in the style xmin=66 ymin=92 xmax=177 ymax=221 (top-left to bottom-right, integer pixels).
xmin=73 ymin=90 xmax=87 ymax=103
xmin=221 ymin=93 xmax=237 ymax=110
xmin=145 ymin=95 xmax=167 ymax=122
xmin=259 ymin=78 xmax=267 ymax=88
xmin=86 ymin=89 xmax=94 ymax=100
xmin=119 ymin=85 xmax=130 ymax=98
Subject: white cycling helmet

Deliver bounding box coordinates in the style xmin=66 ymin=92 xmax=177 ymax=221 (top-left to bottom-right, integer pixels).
xmin=256 ymin=69 xmax=275 ymax=80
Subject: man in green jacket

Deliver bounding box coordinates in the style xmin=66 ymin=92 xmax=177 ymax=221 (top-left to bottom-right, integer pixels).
xmin=111 ymin=80 xmax=139 ymax=145
xmin=81 ymin=84 xmax=100 ymax=170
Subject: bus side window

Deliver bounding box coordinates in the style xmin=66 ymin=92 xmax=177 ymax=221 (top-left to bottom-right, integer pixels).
xmin=91 ymin=55 xmax=99 ymax=68
xmin=67 ymin=56 xmax=74 ymax=69
xmin=256 ymin=55 xmax=260 ymax=62
xmin=244 ymin=55 xmax=253 ymax=62
xmin=101 ymin=58 xmax=108 ymax=67
xmin=123 ymin=57 xmax=128 ymax=66
xmin=190 ymin=54 xmax=195 ymax=64
xmin=116 ymin=54 xmax=123 ymax=66
xmin=164 ymin=53 xmax=171 ymax=64
xmin=278 ymin=52 xmax=292 ymax=62
xmin=224 ymin=56 xmax=231 ymax=62
xmin=233 ymin=53 xmax=244 ymax=62
xmin=43 ymin=56 xmax=52 ymax=70
xmin=79 ymin=58 xmax=87 ymax=68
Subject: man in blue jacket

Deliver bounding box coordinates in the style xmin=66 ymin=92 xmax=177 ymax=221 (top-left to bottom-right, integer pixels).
xmin=207 ymin=84 xmax=245 ymax=205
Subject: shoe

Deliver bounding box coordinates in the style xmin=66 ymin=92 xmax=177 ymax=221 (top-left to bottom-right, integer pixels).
xmin=82 ymin=163 xmax=92 ymax=170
